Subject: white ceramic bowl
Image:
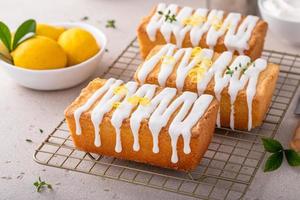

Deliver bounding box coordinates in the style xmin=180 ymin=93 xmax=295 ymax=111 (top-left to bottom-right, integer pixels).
xmin=258 ymin=0 xmax=300 ymax=45
xmin=0 ymin=22 xmax=107 ymax=90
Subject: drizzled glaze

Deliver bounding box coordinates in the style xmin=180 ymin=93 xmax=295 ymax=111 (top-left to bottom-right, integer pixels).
xmin=74 ymin=78 xmax=213 ymax=163
xmin=146 ymin=3 xmax=259 ymax=54
xmin=136 ymin=44 xmax=267 ymax=130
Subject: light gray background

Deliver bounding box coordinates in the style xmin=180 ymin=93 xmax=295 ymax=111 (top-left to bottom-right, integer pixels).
xmin=0 ymin=0 xmax=300 ymax=199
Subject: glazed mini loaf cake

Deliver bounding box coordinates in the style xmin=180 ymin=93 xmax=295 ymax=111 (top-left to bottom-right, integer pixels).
xmin=137 ymin=3 xmax=268 ymax=60
xmin=134 ymin=44 xmax=279 ymax=130
xmin=65 ymin=78 xmax=219 ymax=171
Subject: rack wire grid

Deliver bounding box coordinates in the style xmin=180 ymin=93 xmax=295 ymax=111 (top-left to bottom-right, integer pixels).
xmin=34 ymin=38 xmax=300 ymax=200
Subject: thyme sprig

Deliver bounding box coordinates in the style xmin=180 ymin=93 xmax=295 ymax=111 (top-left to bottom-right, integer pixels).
xmin=158 ymin=10 xmax=177 ymax=23
xmin=225 ymin=62 xmax=256 ymax=77
xmin=106 ymin=20 xmax=116 ymax=29
xmin=33 ymin=177 xmax=52 ymax=192
xmin=225 ymin=66 xmax=234 ymax=77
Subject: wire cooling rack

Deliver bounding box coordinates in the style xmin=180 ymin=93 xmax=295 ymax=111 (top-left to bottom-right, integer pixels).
xmin=34 ymin=38 xmax=300 ymax=200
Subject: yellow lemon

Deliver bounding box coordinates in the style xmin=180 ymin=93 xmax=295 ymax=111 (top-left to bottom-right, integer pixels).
xmin=58 ymin=28 xmax=99 ymax=66
xmin=36 ymin=23 xmax=65 ymax=41
xmin=11 ymin=36 xmax=67 ymax=70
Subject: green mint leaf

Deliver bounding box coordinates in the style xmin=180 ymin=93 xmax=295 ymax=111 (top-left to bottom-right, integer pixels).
xmin=33 ymin=182 xmax=39 ymax=187
xmin=261 ymin=138 xmax=283 ymax=153
xmin=0 ymin=21 xmax=12 ymax=52
xmin=285 ymin=149 xmax=300 ymax=166
xmin=158 ymin=11 xmax=163 ymax=15
xmin=264 ymin=151 xmax=283 ymax=172
xmin=12 ymin=19 xmax=36 ymax=50
xmin=47 ymin=184 xmax=53 ymax=189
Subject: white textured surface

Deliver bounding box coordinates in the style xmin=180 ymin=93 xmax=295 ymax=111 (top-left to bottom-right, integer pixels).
xmin=0 ymin=0 xmax=300 ymax=200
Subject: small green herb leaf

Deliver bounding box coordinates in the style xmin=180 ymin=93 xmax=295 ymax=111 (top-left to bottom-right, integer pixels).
xmin=284 ymin=149 xmax=300 ymax=166
xmin=106 ymin=20 xmax=116 ymax=29
xmin=39 ymin=129 xmax=44 ymax=134
xmin=81 ymin=16 xmax=89 ymax=21
xmin=12 ymin=19 xmax=36 ymax=50
xmin=158 ymin=10 xmax=177 ymax=23
xmin=264 ymin=151 xmax=283 ymax=172
xmin=0 ymin=21 xmax=12 ymax=51
xmin=225 ymin=69 xmax=234 ymax=77
xmin=262 ymin=138 xmax=283 ymax=153
xmin=158 ymin=11 xmax=163 ymax=15
xmin=33 ymin=176 xmax=52 ymax=192
xmin=26 ymin=139 xmax=32 ymax=143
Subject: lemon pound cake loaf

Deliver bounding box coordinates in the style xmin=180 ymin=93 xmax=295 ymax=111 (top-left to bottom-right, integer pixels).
xmin=137 ymin=3 xmax=268 ymax=59
xmin=134 ymin=44 xmax=279 ymax=130
xmin=65 ymin=78 xmax=219 ymax=171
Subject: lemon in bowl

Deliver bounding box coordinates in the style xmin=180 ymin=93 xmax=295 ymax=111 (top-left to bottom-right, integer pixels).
xmin=58 ymin=28 xmax=100 ymax=66
xmin=0 ymin=22 xmax=107 ymax=90
xmin=11 ymin=36 xmax=67 ymax=70
xmin=36 ymin=23 xmax=65 ymax=41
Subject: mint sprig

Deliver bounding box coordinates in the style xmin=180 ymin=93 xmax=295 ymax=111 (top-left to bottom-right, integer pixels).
xmin=262 ymin=138 xmax=300 ymax=172
xmin=0 ymin=19 xmax=36 ymax=64
xmin=262 ymin=138 xmax=283 ymax=153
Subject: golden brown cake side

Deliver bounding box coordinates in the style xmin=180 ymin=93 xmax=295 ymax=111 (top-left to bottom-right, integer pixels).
xmin=137 ymin=4 xmax=268 ymax=60
xmin=65 ymin=78 xmax=219 ymax=171
xmin=134 ymin=45 xmax=279 ymax=130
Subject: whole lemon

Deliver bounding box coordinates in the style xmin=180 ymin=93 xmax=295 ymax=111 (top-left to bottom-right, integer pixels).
xmin=58 ymin=28 xmax=99 ymax=66
xmin=36 ymin=23 xmax=65 ymax=41
xmin=11 ymin=36 xmax=67 ymax=70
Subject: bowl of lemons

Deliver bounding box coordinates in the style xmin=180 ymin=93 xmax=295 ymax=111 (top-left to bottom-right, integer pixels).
xmin=0 ymin=20 xmax=107 ymax=90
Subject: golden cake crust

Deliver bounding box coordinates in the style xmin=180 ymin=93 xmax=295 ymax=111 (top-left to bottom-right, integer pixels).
xmin=65 ymin=78 xmax=219 ymax=171
xmin=134 ymin=45 xmax=279 ymax=130
xmin=137 ymin=5 xmax=268 ymax=60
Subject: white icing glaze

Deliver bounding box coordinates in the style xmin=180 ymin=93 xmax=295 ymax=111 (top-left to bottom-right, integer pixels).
xmin=206 ymin=13 xmax=241 ymax=49
xmin=131 ymin=87 xmax=177 ymax=153
xmin=224 ymin=15 xmax=259 ymax=54
xmin=148 ymin=91 xmax=199 ymax=163
xmin=136 ymin=44 xmax=268 ymax=130
xmin=228 ymin=57 xmax=266 ymax=130
xmin=245 ymin=59 xmax=267 ymax=130
xmin=146 ymin=3 xmax=167 ymax=41
xmin=91 ymin=79 xmax=124 ymax=147
xmin=197 ymin=51 xmax=233 ymax=94
xmin=160 ymin=4 xmax=179 ymax=43
xmin=146 ymin=4 xmax=259 ymax=55
xmin=73 ymin=78 xmax=213 ymax=163
xmin=74 ymin=78 xmax=116 ymax=135
xmin=158 ymin=45 xmax=184 ymax=87
xmin=169 ymin=94 xmax=213 ymax=163
xmin=227 ymin=56 xmax=251 ymax=129
xmin=176 ymin=48 xmax=214 ymax=91
xmin=110 ymin=81 xmax=139 ymax=152
xmin=189 ymin=8 xmax=209 ymax=46
xmin=111 ymin=83 xmax=157 ymax=152
xmin=137 ymin=44 xmax=172 ymax=84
